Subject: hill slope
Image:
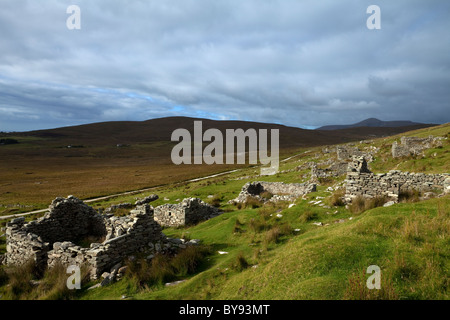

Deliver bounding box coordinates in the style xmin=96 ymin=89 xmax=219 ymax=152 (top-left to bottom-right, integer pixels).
xmin=316 ymin=117 xmax=432 ymax=131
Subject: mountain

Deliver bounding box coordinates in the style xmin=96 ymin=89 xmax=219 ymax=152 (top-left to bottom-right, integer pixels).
xmin=316 ymin=118 xmax=431 ymax=131
xmin=14 ymin=116 xmax=435 ymax=149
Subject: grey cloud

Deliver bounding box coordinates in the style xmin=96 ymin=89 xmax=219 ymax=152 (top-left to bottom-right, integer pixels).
xmin=0 ymin=0 xmax=449 ymax=131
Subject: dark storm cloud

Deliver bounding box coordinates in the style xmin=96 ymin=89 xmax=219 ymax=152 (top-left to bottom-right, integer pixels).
xmin=0 ymin=0 xmax=449 ymax=131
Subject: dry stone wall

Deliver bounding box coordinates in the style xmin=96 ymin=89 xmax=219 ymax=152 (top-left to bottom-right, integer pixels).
xmin=4 ymin=196 xmax=172 ymax=279
xmin=392 ymin=135 xmax=444 ymax=158
xmin=153 ymin=198 xmax=220 ymax=227
xmin=232 ymin=181 xmax=316 ymax=203
xmin=345 ymin=157 xmax=449 ymax=202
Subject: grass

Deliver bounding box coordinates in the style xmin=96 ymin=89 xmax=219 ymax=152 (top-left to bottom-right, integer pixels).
xmin=349 ymin=195 xmax=388 ymax=214
xmin=0 ymin=261 xmax=92 ymax=300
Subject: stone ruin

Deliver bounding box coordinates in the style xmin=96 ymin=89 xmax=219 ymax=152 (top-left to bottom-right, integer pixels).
xmin=104 ymin=194 xmax=159 ymax=213
xmin=310 ymin=161 xmax=348 ymax=181
xmin=154 ymin=198 xmax=220 ymax=227
xmin=392 ymin=135 xmax=444 ymax=158
xmin=336 ymin=145 xmax=377 ymax=162
xmin=344 ymin=156 xmax=450 ymax=203
xmin=2 ymin=196 xmax=196 ymax=279
xmin=231 ymin=181 xmax=317 ymax=204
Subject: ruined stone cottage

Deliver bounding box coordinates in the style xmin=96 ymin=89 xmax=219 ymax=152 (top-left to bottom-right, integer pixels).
xmin=3 ymin=196 xmax=168 ymax=279
xmin=344 ymin=156 xmax=449 ymax=202
xmin=153 ymin=198 xmax=220 ymax=227
xmin=392 ymin=135 xmax=444 ymax=158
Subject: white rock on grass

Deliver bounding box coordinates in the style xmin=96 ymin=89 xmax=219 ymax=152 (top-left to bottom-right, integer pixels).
xmin=383 ymin=201 xmax=395 ymax=207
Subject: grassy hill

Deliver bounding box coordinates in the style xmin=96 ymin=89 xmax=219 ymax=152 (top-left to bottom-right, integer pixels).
xmin=0 ymin=122 xmax=448 ymax=300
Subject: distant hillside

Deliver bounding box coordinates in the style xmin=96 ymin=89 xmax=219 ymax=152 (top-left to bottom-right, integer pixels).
xmin=316 ymin=118 xmax=433 ymax=131
xmin=12 ymin=116 xmax=436 ymax=149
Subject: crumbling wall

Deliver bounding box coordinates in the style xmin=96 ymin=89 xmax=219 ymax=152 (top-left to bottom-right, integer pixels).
xmin=232 ymin=181 xmax=316 ymax=204
xmin=336 ymin=144 xmax=377 ymax=162
xmin=24 ymin=196 xmax=107 ymax=244
xmin=5 ymin=196 xmax=167 ymax=279
xmin=392 ymin=135 xmax=443 ymax=158
xmin=344 ymin=157 xmax=449 ymax=202
xmin=153 ymin=198 xmax=220 ymax=227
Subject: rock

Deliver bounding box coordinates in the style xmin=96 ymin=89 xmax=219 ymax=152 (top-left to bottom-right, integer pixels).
xmin=165 ymin=280 xmax=186 ymax=287
xmin=87 ymin=283 xmax=102 ymax=290
xmin=110 ymin=262 xmax=122 ymax=273
xmin=117 ymin=266 xmax=128 ymax=275
xmin=383 ymin=201 xmax=395 ymax=207
xmin=188 ymin=239 xmax=201 ymax=245
xmin=100 ymin=273 xmax=115 ymax=286
xmin=218 ymin=251 xmax=228 ymax=255
xmin=135 ymin=194 xmax=159 ymax=206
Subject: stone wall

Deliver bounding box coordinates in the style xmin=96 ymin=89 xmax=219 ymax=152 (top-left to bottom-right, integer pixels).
xmin=153 ymin=198 xmax=220 ymax=227
xmin=310 ymin=161 xmax=348 ymax=180
xmin=5 ymin=196 xmax=167 ymax=279
xmin=232 ymin=181 xmax=316 ymax=203
xmin=344 ymin=157 xmax=449 ymax=202
xmin=392 ymin=135 xmax=444 ymax=158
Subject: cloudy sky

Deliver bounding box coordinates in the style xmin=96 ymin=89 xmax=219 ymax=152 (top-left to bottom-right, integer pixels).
xmin=1 ymin=0 xmax=449 ymax=131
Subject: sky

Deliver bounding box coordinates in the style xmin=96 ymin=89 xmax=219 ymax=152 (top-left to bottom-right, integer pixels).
xmin=0 ymin=0 xmax=449 ymax=132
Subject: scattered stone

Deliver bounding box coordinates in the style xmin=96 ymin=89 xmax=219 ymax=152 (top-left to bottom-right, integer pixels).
xmin=104 ymin=203 xmax=133 ymax=213
xmin=383 ymin=201 xmax=395 ymax=207
xmin=87 ymin=283 xmax=102 ymax=290
xmin=165 ymin=280 xmax=186 ymax=287
xmin=312 ymin=222 xmax=323 ymax=226
xmin=135 ymin=194 xmax=158 ymax=206
xmin=231 ymin=181 xmax=316 ymax=204
xmin=218 ymin=251 xmax=228 ymax=255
